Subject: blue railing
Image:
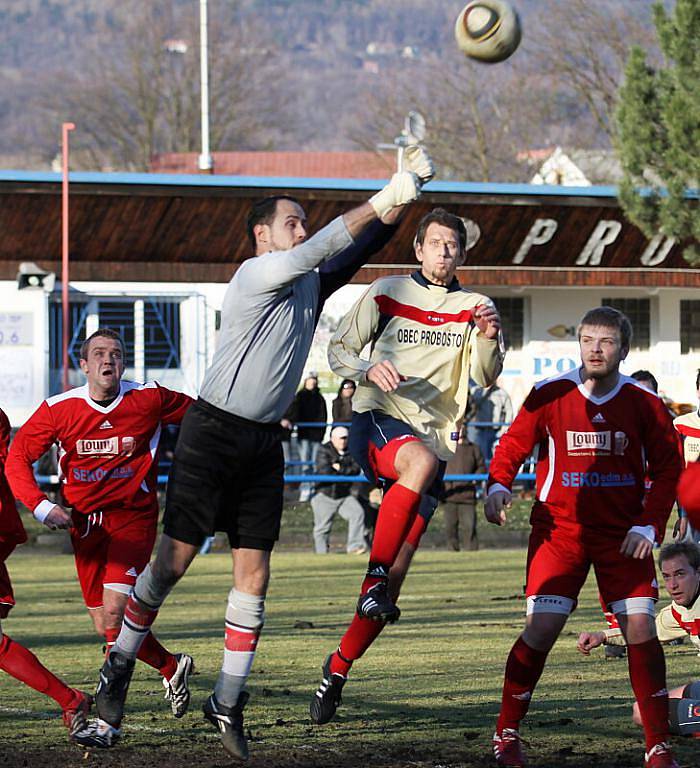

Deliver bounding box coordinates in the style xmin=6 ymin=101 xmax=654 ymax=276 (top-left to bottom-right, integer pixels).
xmin=34 ymin=420 xmax=529 ymax=488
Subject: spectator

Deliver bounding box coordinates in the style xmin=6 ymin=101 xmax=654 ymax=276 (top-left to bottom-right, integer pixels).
xmin=631 ymin=369 xmax=659 ymax=394
xmin=311 ymin=426 xmax=367 ymax=554
xmin=469 ymin=382 xmax=513 ymax=463
xmin=441 ymin=425 xmax=486 ymax=551
xmin=332 ymin=379 xmax=356 ymax=425
xmin=290 ymin=372 xmax=327 ymax=502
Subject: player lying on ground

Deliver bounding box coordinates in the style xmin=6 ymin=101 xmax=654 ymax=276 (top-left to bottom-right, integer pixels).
xmin=310 ymin=207 xmax=504 ymax=724
xmin=485 ymin=306 xmax=683 ymax=768
xmin=6 ymin=329 xmax=194 ymax=747
xmin=0 ymin=405 xmax=93 ymax=743
xmin=579 ymin=541 xmax=700 ymax=738
xmin=86 ymin=148 xmax=435 ymax=758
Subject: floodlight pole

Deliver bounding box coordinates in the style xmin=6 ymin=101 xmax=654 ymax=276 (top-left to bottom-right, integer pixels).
xmin=61 ymin=122 xmax=75 ymax=393
xmin=198 ymin=0 xmax=213 ymax=172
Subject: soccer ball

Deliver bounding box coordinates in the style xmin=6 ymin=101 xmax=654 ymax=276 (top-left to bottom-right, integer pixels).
xmin=454 ymin=0 xmax=522 ymax=64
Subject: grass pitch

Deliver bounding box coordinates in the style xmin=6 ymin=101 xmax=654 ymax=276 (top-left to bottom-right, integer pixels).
xmin=0 ymin=548 xmax=697 ymax=768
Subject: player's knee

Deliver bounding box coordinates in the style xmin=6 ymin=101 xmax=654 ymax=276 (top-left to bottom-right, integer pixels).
xmin=152 ymin=557 xmax=187 ymax=587
xmin=395 ymin=443 xmax=437 ymax=486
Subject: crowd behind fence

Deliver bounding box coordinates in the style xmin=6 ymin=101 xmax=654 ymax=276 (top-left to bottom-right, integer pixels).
xmin=34 ymin=421 xmax=538 ymax=488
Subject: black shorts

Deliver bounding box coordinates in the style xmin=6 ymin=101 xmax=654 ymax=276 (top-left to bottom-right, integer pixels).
xmin=163 ymin=398 xmax=284 ymax=551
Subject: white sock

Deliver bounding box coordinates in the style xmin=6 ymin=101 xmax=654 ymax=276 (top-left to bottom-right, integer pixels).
xmin=214 ymin=589 xmax=264 ymax=707
xmin=113 ymin=564 xmax=172 ymax=660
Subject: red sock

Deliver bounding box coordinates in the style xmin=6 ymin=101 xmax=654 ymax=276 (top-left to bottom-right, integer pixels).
xmin=0 ymin=633 xmax=76 ymax=710
xmin=106 ymin=624 xmax=177 ymax=679
xmin=497 ymin=635 xmax=549 ymax=733
xmin=362 ymin=484 xmax=420 ymax=592
xmin=627 ymin=637 xmax=670 ymax=749
xmin=598 ymin=592 xmax=620 ymax=631
xmin=104 ymin=626 xmax=118 ymax=656
xmin=138 ymin=632 xmax=178 ymax=680
xmin=330 ymin=615 xmax=386 ymax=677
xmin=405 ymin=513 xmax=428 ymax=550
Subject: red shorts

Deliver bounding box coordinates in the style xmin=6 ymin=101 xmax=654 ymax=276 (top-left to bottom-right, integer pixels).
xmin=0 ymin=540 xmax=17 ymax=619
xmin=70 ymin=509 xmax=157 ymax=610
xmin=525 ymin=519 xmax=659 ymax=608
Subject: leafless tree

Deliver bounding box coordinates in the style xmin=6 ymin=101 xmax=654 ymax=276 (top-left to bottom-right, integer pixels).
xmin=35 ymin=1 xmax=288 ymax=170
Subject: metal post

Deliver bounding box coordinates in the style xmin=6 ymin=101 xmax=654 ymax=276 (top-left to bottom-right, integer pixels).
xmin=61 ymin=122 xmax=75 ymax=392
xmin=198 ymin=0 xmax=213 ymax=172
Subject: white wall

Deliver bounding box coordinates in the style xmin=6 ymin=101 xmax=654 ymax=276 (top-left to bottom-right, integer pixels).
xmin=311 ymin=283 xmax=700 ymax=412
xmin=3 ymin=274 xmax=696 ymax=429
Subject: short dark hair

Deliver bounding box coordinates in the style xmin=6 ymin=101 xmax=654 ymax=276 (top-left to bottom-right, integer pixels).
xmin=631 ymin=369 xmax=658 ymax=393
xmin=577 ymin=306 xmax=632 ymax=349
xmin=414 ymin=208 xmax=467 ymax=252
xmin=80 ymin=328 xmax=126 ymax=361
xmin=246 ymin=195 xmax=303 ymax=249
xmin=659 ymin=541 xmax=700 ymax=571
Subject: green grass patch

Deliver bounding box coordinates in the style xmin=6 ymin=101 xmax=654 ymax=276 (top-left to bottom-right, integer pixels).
xmin=0 ymin=550 xmax=696 ymax=767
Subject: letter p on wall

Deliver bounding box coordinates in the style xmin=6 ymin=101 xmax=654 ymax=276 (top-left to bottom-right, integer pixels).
xmin=512 ymin=219 xmax=558 ymax=264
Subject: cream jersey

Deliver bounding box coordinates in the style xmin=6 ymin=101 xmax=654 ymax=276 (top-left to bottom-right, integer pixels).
xmin=605 ymin=589 xmax=700 ymax=652
xmin=328 ymin=271 xmax=504 ymax=460
xmin=674 ymin=410 xmax=700 ymax=466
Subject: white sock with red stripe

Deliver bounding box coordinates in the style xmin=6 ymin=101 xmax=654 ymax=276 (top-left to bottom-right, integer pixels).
xmin=113 ymin=564 xmax=172 ymax=660
xmin=214 ymin=589 xmax=264 ymax=708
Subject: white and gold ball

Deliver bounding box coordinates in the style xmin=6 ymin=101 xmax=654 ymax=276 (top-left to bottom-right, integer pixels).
xmin=454 ymin=0 xmax=522 ymax=64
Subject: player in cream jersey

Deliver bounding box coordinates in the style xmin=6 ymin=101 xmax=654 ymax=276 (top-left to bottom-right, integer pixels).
xmin=310 ymin=208 xmax=504 ymax=725
xmin=329 ymin=271 xmax=503 ymax=461
xmin=579 ymin=542 xmax=700 ymax=738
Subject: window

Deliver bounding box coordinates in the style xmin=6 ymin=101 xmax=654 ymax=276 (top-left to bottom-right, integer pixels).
xmin=681 ymin=300 xmax=700 ymax=355
xmin=494 ymin=297 xmax=524 ymax=349
xmin=144 ymin=300 xmax=181 ymax=368
xmin=98 ymin=301 xmax=136 ymax=362
xmin=601 ymin=298 xmax=650 ymax=349
xmin=49 ymin=301 xmax=89 ymax=370
xmin=49 ymin=297 xmax=182 ymax=384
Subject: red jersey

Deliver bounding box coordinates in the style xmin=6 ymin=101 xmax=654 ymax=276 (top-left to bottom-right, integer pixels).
xmin=6 ymin=381 xmax=193 ymax=518
xmin=488 ymin=369 xmax=682 ymax=540
xmin=0 ymin=407 xmax=26 ymax=546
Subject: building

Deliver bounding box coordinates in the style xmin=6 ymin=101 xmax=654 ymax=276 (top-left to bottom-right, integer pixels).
xmin=0 ymin=169 xmax=697 ymax=426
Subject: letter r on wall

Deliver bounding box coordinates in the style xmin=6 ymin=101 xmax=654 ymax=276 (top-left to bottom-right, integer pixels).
xmin=576 ymin=220 xmax=622 ymax=266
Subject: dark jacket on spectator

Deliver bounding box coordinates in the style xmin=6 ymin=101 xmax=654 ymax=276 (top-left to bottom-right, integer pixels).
xmin=290 ymin=387 xmax=327 ymax=442
xmin=314 ymin=441 xmax=361 ymax=499
xmin=442 ymin=441 xmax=486 ymax=503
xmin=332 ymin=396 xmax=354 ymax=424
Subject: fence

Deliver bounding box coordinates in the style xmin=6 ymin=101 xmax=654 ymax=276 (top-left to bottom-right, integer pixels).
xmin=35 ymin=421 xmax=537 ymax=487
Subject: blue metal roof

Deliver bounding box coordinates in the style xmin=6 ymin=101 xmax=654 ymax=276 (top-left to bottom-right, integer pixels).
xmin=1 ymin=168 xmax=696 ymax=200
xmin=0 ymin=168 xmax=619 ymax=198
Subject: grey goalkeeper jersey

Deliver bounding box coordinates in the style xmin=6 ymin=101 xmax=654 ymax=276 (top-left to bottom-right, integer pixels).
xmin=199 ymin=216 xmax=353 ymax=423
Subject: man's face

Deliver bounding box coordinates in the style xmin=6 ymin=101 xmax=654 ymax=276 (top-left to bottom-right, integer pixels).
xmin=331 ymin=430 xmax=349 ymax=452
xmin=257 ymin=199 xmax=308 ymax=252
xmin=415 ymin=222 xmax=463 ymax=286
xmin=304 ymin=376 xmax=317 ymax=390
xmin=579 ymin=324 xmax=627 ymax=380
xmin=79 ymin=336 xmax=125 ymax=393
xmin=660 ymin=554 xmax=700 ymax=607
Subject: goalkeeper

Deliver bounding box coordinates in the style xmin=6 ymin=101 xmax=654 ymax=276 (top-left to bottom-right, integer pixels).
xmin=85 ymin=147 xmax=436 ymax=758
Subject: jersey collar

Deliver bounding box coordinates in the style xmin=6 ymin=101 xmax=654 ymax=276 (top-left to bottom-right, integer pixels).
xmin=411 ymin=269 xmax=461 ymax=293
